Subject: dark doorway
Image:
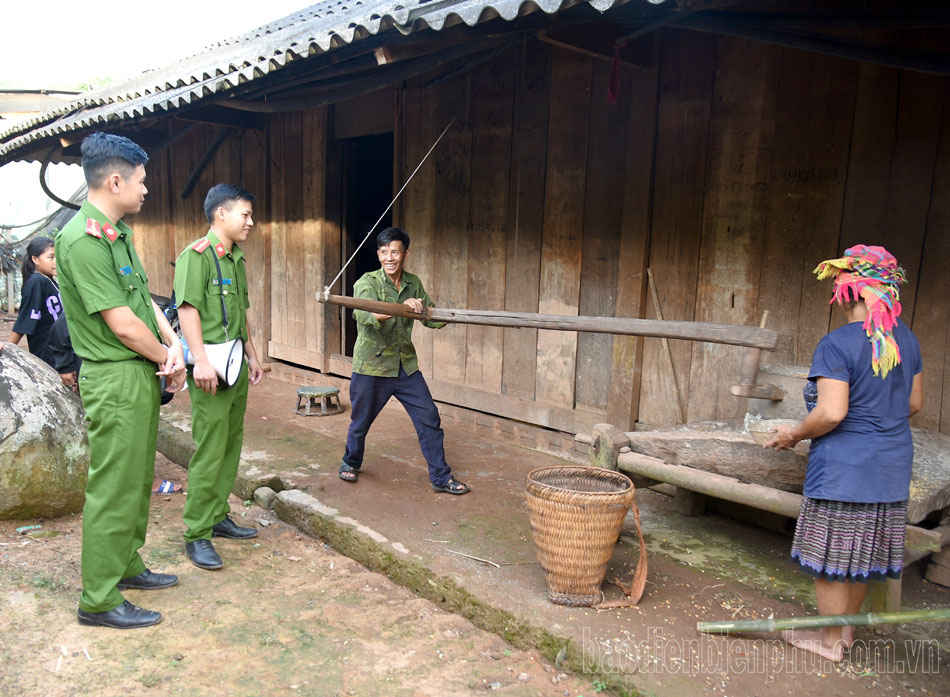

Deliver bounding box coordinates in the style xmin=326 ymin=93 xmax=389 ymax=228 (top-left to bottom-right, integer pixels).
xmin=342 ymin=133 xmax=394 ymax=357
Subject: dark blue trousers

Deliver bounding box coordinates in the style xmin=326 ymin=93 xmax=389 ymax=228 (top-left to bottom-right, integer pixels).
xmin=343 ymin=365 xmax=451 ymax=486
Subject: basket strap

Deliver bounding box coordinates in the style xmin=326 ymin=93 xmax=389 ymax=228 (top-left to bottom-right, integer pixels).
xmin=595 ymin=497 xmax=648 ymax=610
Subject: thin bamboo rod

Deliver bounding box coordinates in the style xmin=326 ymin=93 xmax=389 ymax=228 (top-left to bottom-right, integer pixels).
xmin=318 ymin=294 xmax=779 ymax=350
xmin=697 ymin=608 xmax=950 ymax=634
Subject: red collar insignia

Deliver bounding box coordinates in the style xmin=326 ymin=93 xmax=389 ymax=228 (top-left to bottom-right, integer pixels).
xmin=85 ymin=219 xmax=102 ymax=238
xmin=102 ymin=223 xmax=119 ymax=242
xmin=214 ymin=243 xmax=227 ymax=258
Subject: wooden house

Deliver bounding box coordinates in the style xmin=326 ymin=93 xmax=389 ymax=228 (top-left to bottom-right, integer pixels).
xmin=3 ymin=0 xmax=949 ymax=436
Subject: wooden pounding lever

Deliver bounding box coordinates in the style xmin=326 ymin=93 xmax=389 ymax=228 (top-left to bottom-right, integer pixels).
xmin=730 ymin=311 xmax=784 ymax=401
xmin=318 ymin=294 xmax=780 ymax=350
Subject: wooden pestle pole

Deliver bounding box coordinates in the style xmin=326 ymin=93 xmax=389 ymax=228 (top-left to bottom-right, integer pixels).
xmin=318 ymin=293 xmax=779 ymax=350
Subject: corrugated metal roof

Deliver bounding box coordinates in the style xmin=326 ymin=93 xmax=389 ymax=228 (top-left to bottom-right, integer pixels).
xmin=0 ymin=0 xmax=643 ymax=162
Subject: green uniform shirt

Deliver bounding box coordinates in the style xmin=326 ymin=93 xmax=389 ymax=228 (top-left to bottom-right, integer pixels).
xmin=55 ymin=201 xmax=160 ymax=362
xmin=352 ymin=268 xmax=444 ymax=377
xmin=173 ymin=230 xmax=249 ymax=344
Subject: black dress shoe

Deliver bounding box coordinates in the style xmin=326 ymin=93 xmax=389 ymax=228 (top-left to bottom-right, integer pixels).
xmin=77 ymin=600 xmax=162 ymax=629
xmin=186 ymin=539 xmax=223 ymax=570
xmin=117 ymin=569 xmax=179 ymax=590
xmin=211 ymin=516 xmax=258 ymax=539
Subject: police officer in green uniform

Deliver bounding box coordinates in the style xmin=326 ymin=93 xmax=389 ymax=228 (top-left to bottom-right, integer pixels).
xmin=56 ymin=133 xmax=186 ymax=629
xmin=174 ymin=184 xmax=263 ymax=570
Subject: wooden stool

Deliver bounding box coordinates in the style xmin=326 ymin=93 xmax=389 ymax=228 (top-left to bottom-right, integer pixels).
xmin=295 ymin=386 xmax=342 ymax=417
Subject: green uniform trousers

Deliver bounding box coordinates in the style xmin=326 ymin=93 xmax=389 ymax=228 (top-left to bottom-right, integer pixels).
xmin=183 ymin=362 xmax=248 ymax=542
xmin=78 ymin=358 xmax=160 ymax=613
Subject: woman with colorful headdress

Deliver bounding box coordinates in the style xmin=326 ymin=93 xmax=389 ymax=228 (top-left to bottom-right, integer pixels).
xmin=765 ymin=244 xmax=923 ymax=663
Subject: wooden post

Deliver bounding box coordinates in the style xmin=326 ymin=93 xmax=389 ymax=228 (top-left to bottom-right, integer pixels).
xmin=674 ymin=488 xmax=707 ymax=516
xmin=2 ymin=226 xmax=12 ymax=314
xmin=730 ymin=311 xmax=784 ymax=400
xmin=589 ymin=423 xmax=628 ymax=471
xmin=867 ymin=578 xmax=902 ymax=636
xmin=5 ymin=271 xmax=14 ymax=315
xmin=647 ymin=268 xmax=686 ymax=423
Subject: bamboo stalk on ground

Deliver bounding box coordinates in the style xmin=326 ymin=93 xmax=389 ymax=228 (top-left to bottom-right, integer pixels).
xmin=697 ymin=608 xmax=950 ymax=634
xmin=318 ymin=293 xmax=779 ymax=350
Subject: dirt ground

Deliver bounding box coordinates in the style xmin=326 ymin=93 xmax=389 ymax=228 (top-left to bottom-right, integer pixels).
xmin=0 ymin=455 xmax=602 ymax=697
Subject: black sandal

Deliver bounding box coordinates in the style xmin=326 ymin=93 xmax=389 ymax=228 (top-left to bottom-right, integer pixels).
xmin=432 ymin=477 xmax=470 ymax=495
xmin=339 ymin=463 xmax=359 ymax=482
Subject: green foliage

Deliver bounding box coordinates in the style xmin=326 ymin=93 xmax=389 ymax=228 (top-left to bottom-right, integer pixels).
xmin=76 ymin=76 xmax=114 ymax=92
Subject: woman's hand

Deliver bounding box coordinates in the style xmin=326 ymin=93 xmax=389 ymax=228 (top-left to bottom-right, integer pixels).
xmin=60 ymin=371 xmax=78 ymax=391
xmin=764 ymin=424 xmax=800 ymax=451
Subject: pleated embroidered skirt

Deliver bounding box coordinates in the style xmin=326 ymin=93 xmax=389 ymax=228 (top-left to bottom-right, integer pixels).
xmin=790 ymin=497 xmax=907 ymax=583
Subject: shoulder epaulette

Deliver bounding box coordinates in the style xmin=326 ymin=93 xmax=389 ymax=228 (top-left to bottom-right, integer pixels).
xmin=85 ymin=219 xmax=102 ymax=238
xmin=191 ymin=238 xmax=211 ymax=253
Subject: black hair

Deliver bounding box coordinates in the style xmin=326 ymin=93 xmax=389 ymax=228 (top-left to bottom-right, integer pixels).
xmin=376 ymin=227 xmax=410 ymax=250
xmin=204 ymin=183 xmax=256 ymax=223
xmin=22 ymin=236 xmax=55 ymax=283
xmin=80 ymin=132 xmax=149 ymax=188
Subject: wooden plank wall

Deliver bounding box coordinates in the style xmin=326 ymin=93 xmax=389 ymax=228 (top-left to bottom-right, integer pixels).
xmin=267 ymin=109 xmax=332 ymax=367
xmin=130 ymin=124 xmax=270 ymax=355
xmin=391 ymin=31 xmax=950 ymax=434
xmin=393 ymin=40 xmax=648 ymax=433
xmin=130 ymin=28 xmax=950 ymax=436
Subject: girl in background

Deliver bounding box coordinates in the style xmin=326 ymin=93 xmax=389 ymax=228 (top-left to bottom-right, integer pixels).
xmin=8 ymin=236 xmax=62 ymax=368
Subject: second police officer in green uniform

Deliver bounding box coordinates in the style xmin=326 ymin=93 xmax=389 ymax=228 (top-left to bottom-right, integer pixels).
xmin=57 ymin=133 xmax=187 ymax=629
xmin=174 ymin=184 xmax=264 ymax=570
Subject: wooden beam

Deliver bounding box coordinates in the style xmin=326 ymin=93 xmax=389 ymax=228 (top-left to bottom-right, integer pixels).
xmin=225 ymin=38 xmax=518 ymax=113
xmin=697 ymin=10 xmax=950 ymax=30
xmin=320 ymin=294 xmax=779 ymax=349
xmin=177 ymin=105 xmax=266 ymax=130
xmin=179 ymin=128 xmax=233 ymax=199
xmin=677 ymin=14 xmax=950 ymax=76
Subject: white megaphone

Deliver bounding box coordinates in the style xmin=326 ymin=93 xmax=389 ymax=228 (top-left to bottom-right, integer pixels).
xmin=180 ymin=336 xmax=245 ymax=387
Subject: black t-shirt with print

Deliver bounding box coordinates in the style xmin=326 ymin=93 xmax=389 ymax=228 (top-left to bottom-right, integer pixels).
xmin=12 ymin=273 xmax=62 ymax=368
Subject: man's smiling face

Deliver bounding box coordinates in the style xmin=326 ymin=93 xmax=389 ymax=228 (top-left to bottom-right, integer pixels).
xmin=377 ymin=240 xmax=408 ymax=282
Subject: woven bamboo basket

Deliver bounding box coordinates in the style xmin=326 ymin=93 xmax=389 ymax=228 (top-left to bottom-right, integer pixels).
xmin=525 ymin=465 xmax=636 ymax=607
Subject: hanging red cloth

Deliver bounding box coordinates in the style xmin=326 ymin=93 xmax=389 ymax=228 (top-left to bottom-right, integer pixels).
xmin=606 ymin=40 xmax=628 ymax=104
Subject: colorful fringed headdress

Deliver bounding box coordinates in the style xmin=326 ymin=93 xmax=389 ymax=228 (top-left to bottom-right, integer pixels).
xmin=814 ymin=245 xmax=906 ymax=378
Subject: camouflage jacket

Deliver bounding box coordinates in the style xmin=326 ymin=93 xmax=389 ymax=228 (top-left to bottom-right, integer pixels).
xmin=351 ymin=268 xmax=444 ymax=377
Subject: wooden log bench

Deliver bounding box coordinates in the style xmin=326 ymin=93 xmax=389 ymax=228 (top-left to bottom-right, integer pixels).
xmin=578 ymin=424 xmax=946 ymax=616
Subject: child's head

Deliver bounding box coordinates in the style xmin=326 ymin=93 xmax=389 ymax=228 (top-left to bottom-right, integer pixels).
xmin=22 ymin=236 xmax=55 ymax=282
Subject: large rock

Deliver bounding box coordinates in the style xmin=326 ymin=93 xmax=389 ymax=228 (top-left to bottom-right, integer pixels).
xmin=0 ymin=346 xmax=88 ymax=519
